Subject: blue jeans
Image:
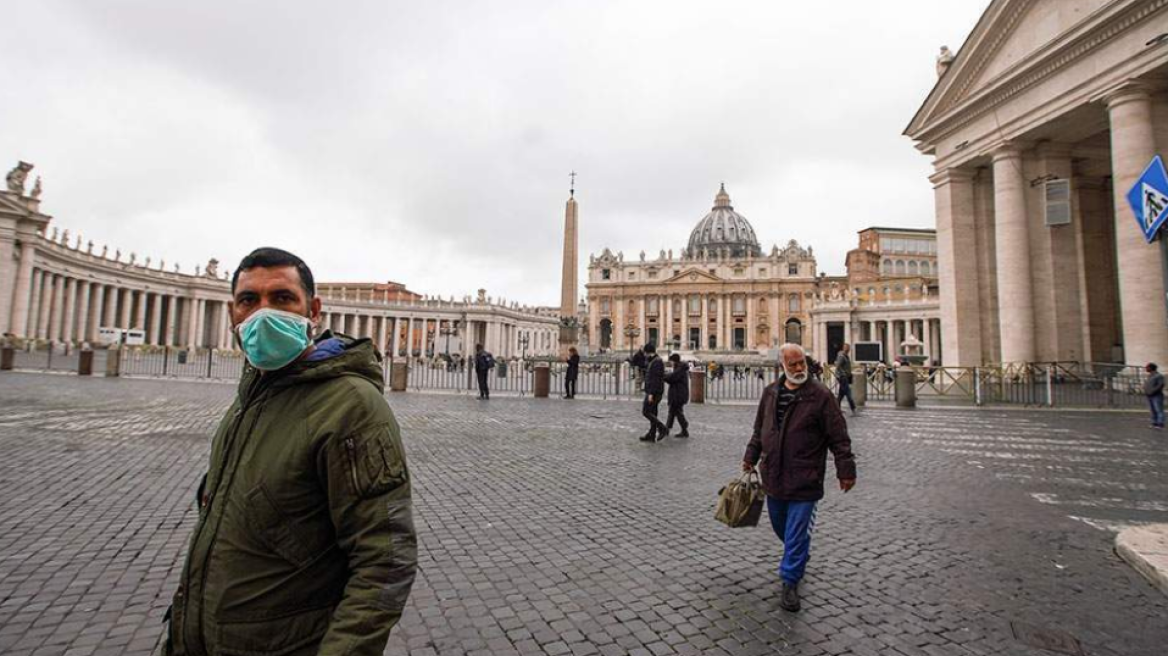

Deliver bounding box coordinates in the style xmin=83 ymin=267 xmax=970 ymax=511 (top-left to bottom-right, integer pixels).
xmin=837 ymin=377 xmax=855 ymax=411
xmin=766 ymin=496 xmax=817 ymax=585
xmin=1149 ymin=393 xmax=1164 ymax=427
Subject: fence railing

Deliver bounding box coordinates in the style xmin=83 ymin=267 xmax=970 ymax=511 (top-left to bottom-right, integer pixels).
xmin=1 ymin=344 xmax=1153 ymax=409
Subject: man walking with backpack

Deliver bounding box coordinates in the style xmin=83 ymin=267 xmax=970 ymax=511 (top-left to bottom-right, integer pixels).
xmin=663 ymin=353 xmax=690 ymax=438
xmin=474 ymin=343 xmax=495 ymax=400
xmin=639 ymin=343 xmax=668 ymax=442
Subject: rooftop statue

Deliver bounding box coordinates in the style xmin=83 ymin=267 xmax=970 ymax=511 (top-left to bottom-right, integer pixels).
xmin=30 ymin=176 xmax=42 ymax=199
xmin=206 ymin=258 xmax=220 ymax=278
xmin=6 ymin=161 xmax=33 ymax=194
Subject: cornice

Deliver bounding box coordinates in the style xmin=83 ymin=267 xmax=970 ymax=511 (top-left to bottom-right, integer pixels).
xmin=915 ymin=0 xmax=1168 ymax=145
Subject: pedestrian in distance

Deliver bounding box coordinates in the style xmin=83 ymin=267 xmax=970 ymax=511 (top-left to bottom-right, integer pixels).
xmin=1145 ymin=362 xmax=1164 ymax=429
xmin=564 ymin=347 xmax=580 ymax=399
xmin=742 ymin=343 xmax=857 ymax=613
xmin=834 ymin=343 xmax=857 ymax=416
xmin=639 ymin=343 xmax=669 ymax=442
xmin=160 ymin=247 xmax=417 ymax=656
xmin=663 ymin=353 xmax=690 ymax=438
xmin=474 ymin=343 xmax=495 ymax=399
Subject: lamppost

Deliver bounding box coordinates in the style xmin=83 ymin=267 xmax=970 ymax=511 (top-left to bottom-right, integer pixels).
xmin=518 ymin=332 xmax=530 ymax=361
xmin=440 ymin=320 xmax=459 ymax=357
xmin=426 ymin=327 xmax=435 ymax=358
xmin=518 ymin=332 xmax=530 ymax=396
xmin=623 ymin=324 xmax=641 ymax=359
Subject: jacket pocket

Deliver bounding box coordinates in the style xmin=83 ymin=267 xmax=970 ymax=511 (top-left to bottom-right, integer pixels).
xmin=788 ymin=457 xmax=826 ymax=494
xmin=217 ymin=605 xmax=332 ymax=656
xmin=245 ymin=485 xmax=319 ymax=569
xmin=343 ymin=423 xmax=407 ymax=499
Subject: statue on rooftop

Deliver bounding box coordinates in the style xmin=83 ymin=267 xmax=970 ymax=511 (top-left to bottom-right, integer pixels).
xmin=6 ymin=161 xmax=33 ymax=194
xmin=30 ymin=176 xmax=42 ymax=199
xmin=205 ymin=258 xmax=220 ymax=278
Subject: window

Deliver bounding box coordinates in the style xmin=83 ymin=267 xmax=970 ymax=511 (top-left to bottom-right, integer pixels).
xmin=601 ymin=269 xmax=611 ymax=280
xmin=788 ymin=295 xmax=800 ymax=312
xmin=908 ymin=261 xmax=919 ymax=275
xmin=600 ymin=298 xmax=610 ymax=313
xmin=647 ymin=297 xmax=659 ymax=315
xmin=708 ymin=269 xmax=716 ymax=276
xmin=708 ymin=298 xmax=718 ymax=314
xmin=921 ymin=261 xmax=931 ymax=276
xmin=733 ymin=296 xmax=746 ymax=315
xmin=895 ymin=260 xmax=906 ymax=275
xmin=882 ymin=259 xmax=891 ymax=274
xmin=734 ymin=267 xmax=744 ymax=277
xmin=785 ymin=319 xmax=802 ymax=345
xmin=648 ymin=270 xmax=658 ymax=279
xmin=788 ymin=263 xmax=798 ymax=275
xmin=688 ymin=295 xmax=701 ymax=315
xmin=673 ymin=299 xmax=682 ymax=315
xmin=628 ymin=272 xmax=636 ymax=280
xmin=759 ymin=267 xmax=767 ymax=277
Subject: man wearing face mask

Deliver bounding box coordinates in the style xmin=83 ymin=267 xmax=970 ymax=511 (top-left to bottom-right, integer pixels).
xmin=742 ymin=343 xmax=856 ymax=613
xmin=161 ymin=248 xmax=417 ymax=656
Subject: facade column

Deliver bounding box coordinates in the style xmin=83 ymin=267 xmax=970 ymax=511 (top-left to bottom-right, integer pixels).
xmin=185 ymin=297 xmax=198 ymax=347
xmin=700 ymin=294 xmax=710 ymax=351
xmin=130 ymin=290 xmax=144 ymax=330
xmin=27 ymin=270 xmax=43 ymax=338
xmin=931 ymin=168 xmax=983 ymax=366
xmin=37 ymin=275 xmax=55 ymax=339
xmin=1106 ymin=86 xmax=1168 ymax=366
xmin=60 ymin=278 xmax=77 ymax=343
xmin=745 ymin=294 xmax=755 ymax=351
xmin=377 ymin=316 xmax=388 ymax=356
xmin=76 ymin=282 xmax=92 ymax=344
xmin=843 ymin=318 xmax=852 ymax=347
xmin=103 ymin=286 xmax=118 ymax=333
xmin=50 ymin=275 xmax=66 ymax=341
xmin=163 ymin=296 xmax=176 ymax=346
xmin=119 ymin=289 xmax=133 ymax=330
xmin=680 ymin=295 xmax=689 ymax=349
xmin=88 ymin=282 xmax=105 ymax=342
xmin=992 ymin=145 xmax=1037 ymax=363
xmin=149 ymin=293 xmax=163 ymax=345
xmin=405 ymin=318 xmax=415 ymax=356
xmin=884 ymin=320 xmax=895 ymax=364
xmin=390 ymin=317 xmax=401 ymax=356
xmin=7 ymin=240 xmax=37 ymax=337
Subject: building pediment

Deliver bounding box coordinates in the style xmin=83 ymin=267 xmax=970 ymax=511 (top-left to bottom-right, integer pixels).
xmin=906 ymin=0 xmax=1129 ymax=140
xmin=663 ymin=268 xmax=721 ymax=284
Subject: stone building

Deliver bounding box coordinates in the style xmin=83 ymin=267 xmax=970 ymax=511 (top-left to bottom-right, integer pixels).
xmin=810 ymin=227 xmax=941 ymax=365
xmin=0 ymin=172 xmax=559 ymax=358
xmin=906 ymin=0 xmax=1168 ymax=367
xmin=585 ymin=185 xmax=820 ymax=355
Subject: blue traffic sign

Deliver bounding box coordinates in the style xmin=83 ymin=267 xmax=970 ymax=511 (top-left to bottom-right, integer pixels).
xmin=1126 ymin=155 xmax=1168 ymax=243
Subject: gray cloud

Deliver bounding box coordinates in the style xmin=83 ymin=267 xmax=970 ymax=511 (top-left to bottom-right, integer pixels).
xmin=2 ymin=0 xmax=986 ymax=304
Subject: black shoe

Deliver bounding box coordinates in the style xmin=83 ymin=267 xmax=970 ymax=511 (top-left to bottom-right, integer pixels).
xmin=780 ymin=582 xmax=801 ymax=612
xmin=639 ymin=434 xmax=656 ymax=442
xmin=676 ymin=431 xmax=690 ymax=438
xmin=654 ymin=430 xmax=666 ymax=442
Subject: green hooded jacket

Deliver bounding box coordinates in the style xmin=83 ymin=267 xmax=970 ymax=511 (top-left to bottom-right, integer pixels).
xmin=164 ymin=334 xmax=417 ymax=656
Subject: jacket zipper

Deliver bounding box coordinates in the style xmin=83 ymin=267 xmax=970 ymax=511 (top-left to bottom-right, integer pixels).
xmin=345 ymin=437 xmax=361 ymax=493
xmin=186 ymin=373 xmax=267 ymax=655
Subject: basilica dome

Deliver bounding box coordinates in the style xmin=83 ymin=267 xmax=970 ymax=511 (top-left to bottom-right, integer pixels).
xmin=686 ymin=184 xmax=762 ymax=258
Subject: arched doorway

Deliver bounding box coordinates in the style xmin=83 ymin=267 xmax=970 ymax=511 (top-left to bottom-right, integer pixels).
xmin=600 ymin=319 xmax=613 ymax=350
xmin=785 ymin=318 xmax=802 ymax=345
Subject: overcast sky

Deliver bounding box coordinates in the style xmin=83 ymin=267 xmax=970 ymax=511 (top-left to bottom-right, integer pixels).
xmin=2 ymin=1 xmax=987 ymax=306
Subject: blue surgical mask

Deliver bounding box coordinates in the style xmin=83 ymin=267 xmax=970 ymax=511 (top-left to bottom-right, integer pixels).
xmin=236 ymin=308 xmax=314 ymax=371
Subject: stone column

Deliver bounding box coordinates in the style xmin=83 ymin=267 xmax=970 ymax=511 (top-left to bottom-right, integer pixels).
xmin=27 ymin=270 xmax=43 ymax=338
xmin=50 ymin=275 xmax=66 ymax=341
xmin=377 ymin=316 xmax=388 ymax=356
xmin=700 ymin=294 xmax=709 ymax=351
xmin=1106 ymin=86 xmax=1168 ymax=366
xmin=60 ymin=278 xmax=77 ymax=343
xmin=130 ymin=290 xmax=145 ymax=330
xmin=745 ymin=294 xmax=755 ymax=351
xmin=76 ymin=282 xmax=92 ymax=345
xmin=149 ymin=294 xmax=163 ymax=345
xmin=931 ymin=168 xmax=984 ymax=366
xmin=185 ymin=298 xmax=198 ymax=347
xmin=89 ymin=283 xmax=105 ymax=342
xmin=119 ymin=289 xmax=133 ymax=330
xmin=35 ymin=274 xmax=52 ymax=339
xmin=103 ymin=286 xmax=118 ymax=333
xmin=405 ymin=318 xmax=415 ymax=356
xmin=7 ymin=240 xmax=37 ymax=338
xmin=992 ymin=145 xmax=1037 ymax=363
xmin=680 ymin=296 xmax=689 ymax=349
xmin=162 ymin=296 xmax=176 ymax=346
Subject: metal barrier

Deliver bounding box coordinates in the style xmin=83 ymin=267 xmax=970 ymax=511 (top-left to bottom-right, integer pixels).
xmin=9 ymin=343 xmax=108 ymax=374
xmin=119 ymin=347 xmax=246 ymax=380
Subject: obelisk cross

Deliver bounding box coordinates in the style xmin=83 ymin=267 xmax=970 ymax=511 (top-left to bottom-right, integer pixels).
xmin=569 ymin=171 xmax=576 ymax=198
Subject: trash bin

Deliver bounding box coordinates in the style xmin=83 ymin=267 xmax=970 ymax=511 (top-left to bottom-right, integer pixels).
xmin=105 ymin=347 xmax=122 ymax=377
xmin=390 ymin=361 xmax=409 ymax=392
xmin=78 ymin=348 xmax=94 ymax=376
xmin=853 ymin=368 xmax=867 ymax=406
xmin=689 ymin=369 xmax=706 ymax=404
xmin=534 ymin=364 xmax=550 ymax=398
xmin=178 ymin=349 xmax=189 ymax=365
xmin=497 ymin=360 xmax=508 ymax=377
xmin=895 ymin=367 xmax=916 ymax=408
xmin=0 ymin=346 xmax=13 ymax=371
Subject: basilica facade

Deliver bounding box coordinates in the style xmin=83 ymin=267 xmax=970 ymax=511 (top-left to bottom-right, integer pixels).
xmin=585 ymin=185 xmax=821 ymax=356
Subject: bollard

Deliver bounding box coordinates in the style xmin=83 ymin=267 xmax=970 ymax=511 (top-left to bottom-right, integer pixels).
xmin=105 ymin=347 xmax=122 ymax=377
xmin=689 ymin=369 xmax=706 ymax=404
xmin=0 ymin=346 xmax=13 ymax=371
xmin=78 ymin=348 xmax=94 ymax=376
xmin=895 ymin=367 xmax=916 ymax=408
xmin=533 ymin=364 xmax=550 ymax=398
xmin=389 ymin=361 xmax=409 ymax=392
xmin=853 ymin=369 xmax=866 ymax=406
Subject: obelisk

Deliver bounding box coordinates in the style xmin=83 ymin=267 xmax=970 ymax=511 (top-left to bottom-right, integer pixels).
xmin=559 ymin=173 xmax=579 ymax=356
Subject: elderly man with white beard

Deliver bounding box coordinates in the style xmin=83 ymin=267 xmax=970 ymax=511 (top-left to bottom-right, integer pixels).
xmin=742 ymin=343 xmax=857 ymax=612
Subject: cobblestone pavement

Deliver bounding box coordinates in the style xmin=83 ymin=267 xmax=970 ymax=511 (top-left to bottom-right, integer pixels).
xmin=1 ymin=373 xmax=1166 ymax=656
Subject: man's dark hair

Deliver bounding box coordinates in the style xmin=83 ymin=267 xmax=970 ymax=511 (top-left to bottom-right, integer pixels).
xmin=1150 ymin=362 xmax=1159 ymax=372
xmin=232 ymin=248 xmax=315 ymax=297
xmin=643 ymin=342 xmax=656 ymax=354
xmin=669 ymin=353 xmax=681 ymax=363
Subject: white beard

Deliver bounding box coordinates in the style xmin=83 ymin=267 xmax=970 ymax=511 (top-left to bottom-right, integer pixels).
xmin=785 ymin=369 xmax=808 ymax=385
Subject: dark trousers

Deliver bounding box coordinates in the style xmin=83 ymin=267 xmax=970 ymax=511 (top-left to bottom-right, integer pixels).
xmin=664 ymin=403 xmax=688 ymax=433
xmin=476 ymin=370 xmax=490 ymax=398
xmin=565 ymin=376 xmax=577 ymax=398
xmin=836 ymin=377 xmax=855 ymax=411
xmin=642 ymin=395 xmax=666 ymax=437
xmin=1150 ymin=393 xmax=1165 ymax=427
